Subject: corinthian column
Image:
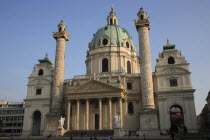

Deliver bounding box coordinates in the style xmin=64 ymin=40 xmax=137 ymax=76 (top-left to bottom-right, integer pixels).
xmin=109 ymin=98 xmax=112 ymax=129
xmin=99 ymin=98 xmax=102 ymax=130
xmin=76 ymin=100 xmax=80 ymax=130
xmin=119 ymin=98 xmax=123 ymax=128
xmin=66 ymin=101 xmax=71 ymax=130
xmin=86 ymin=99 xmax=89 ymax=130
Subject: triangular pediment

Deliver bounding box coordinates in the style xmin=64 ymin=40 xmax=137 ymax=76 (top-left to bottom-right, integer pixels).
xmin=67 ymin=80 xmax=123 ymax=94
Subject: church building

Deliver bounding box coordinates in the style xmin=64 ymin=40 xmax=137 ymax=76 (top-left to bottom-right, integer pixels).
xmin=22 ymin=7 xmax=197 ymax=136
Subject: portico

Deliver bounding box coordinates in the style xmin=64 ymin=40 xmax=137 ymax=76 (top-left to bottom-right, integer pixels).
xmin=65 ymin=80 xmax=127 ymax=130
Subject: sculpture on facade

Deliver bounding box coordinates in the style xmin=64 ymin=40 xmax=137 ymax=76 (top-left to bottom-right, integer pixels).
xmin=113 ymin=113 xmax=120 ymax=128
xmin=58 ymin=117 xmax=65 ymax=129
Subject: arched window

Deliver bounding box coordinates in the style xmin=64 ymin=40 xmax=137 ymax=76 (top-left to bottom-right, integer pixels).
xmin=141 ymin=15 xmax=144 ymax=20
xmin=102 ymin=58 xmax=108 ymax=72
xmin=110 ymin=18 xmax=113 ymax=25
xmin=126 ymin=42 xmax=129 ymax=48
xmin=38 ymin=69 xmax=43 ymax=76
xmin=168 ymin=57 xmax=175 ymax=64
xmin=170 ymin=105 xmax=184 ymax=133
xmin=114 ymin=19 xmax=116 ymax=25
xmin=127 ymin=61 xmax=131 ymax=74
xmin=59 ymin=27 xmax=62 ymax=32
xmin=128 ymin=102 xmax=134 ymax=114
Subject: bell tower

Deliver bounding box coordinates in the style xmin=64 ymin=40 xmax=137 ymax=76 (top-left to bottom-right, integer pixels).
xmin=135 ymin=8 xmax=159 ymax=134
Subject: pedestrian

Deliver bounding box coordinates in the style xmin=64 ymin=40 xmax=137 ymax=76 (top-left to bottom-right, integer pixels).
xmin=128 ymin=131 xmax=131 ymax=137
xmin=184 ymin=126 xmax=187 ymax=133
xmin=70 ymin=134 xmax=73 ymax=140
xmin=143 ymin=134 xmax=146 ymax=140
xmin=136 ymin=131 xmax=139 ymax=136
xmin=170 ymin=131 xmax=175 ymax=140
xmin=93 ymin=136 xmax=97 ymax=140
xmin=108 ymin=135 xmax=112 ymax=140
xmin=47 ymin=133 xmax=52 ymax=139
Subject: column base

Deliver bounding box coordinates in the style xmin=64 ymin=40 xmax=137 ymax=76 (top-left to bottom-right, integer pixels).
xmin=21 ymin=131 xmax=30 ymax=136
xmin=43 ymin=112 xmax=62 ymax=136
xmin=139 ymin=108 xmax=159 ymax=135
xmin=114 ymin=128 xmax=126 ymax=137
xmin=139 ymin=130 xmax=160 ymax=136
xmin=57 ymin=128 xmax=66 ymax=136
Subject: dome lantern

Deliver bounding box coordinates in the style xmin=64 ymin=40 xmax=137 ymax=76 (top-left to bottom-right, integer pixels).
xmin=107 ymin=5 xmax=118 ymax=26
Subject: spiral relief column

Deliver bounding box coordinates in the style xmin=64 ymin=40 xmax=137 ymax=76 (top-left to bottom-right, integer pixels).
xmin=135 ymin=8 xmax=159 ymax=133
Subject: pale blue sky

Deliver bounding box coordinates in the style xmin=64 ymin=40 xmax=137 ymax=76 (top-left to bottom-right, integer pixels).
xmin=0 ymin=0 xmax=209 ymax=115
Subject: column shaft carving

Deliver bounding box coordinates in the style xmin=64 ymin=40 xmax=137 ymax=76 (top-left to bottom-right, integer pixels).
xmin=138 ymin=27 xmax=155 ymax=109
xmin=51 ymin=38 xmax=66 ymax=112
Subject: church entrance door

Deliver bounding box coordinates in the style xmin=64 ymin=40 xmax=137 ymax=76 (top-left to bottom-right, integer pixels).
xmin=95 ymin=114 xmax=99 ymax=130
xmin=170 ymin=105 xmax=184 ymax=133
xmin=32 ymin=111 xmax=41 ymax=136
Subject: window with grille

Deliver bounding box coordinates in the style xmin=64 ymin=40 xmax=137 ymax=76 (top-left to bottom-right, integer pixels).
xmin=127 ymin=82 xmax=132 ymax=90
xmin=36 ymin=89 xmax=42 ymax=95
xmin=170 ymin=79 xmax=178 ymax=87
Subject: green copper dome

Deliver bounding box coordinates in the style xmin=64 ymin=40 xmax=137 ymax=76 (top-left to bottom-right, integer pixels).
xmin=90 ymin=25 xmax=135 ymax=48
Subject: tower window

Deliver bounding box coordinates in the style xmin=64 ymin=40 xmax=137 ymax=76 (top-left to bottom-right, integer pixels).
xmin=36 ymin=89 xmax=42 ymax=95
xmin=141 ymin=15 xmax=144 ymax=20
xmin=170 ymin=79 xmax=178 ymax=87
xmin=168 ymin=57 xmax=175 ymax=64
xmin=126 ymin=42 xmax=129 ymax=48
xmin=128 ymin=102 xmax=134 ymax=114
xmin=114 ymin=19 xmax=116 ymax=25
xmin=127 ymin=61 xmax=131 ymax=74
xmin=102 ymin=58 xmax=108 ymax=72
xmin=59 ymin=27 xmax=62 ymax=32
xmin=102 ymin=38 xmax=108 ymax=46
xmin=38 ymin=69 xmax=43 ymax=76
xmin=110 ymin=18 xmax=113 ymax=25
xmin=127 ymin=82 xmax=132 ymax=90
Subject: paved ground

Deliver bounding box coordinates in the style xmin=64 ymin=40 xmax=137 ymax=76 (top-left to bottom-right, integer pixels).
xmin=0 ymin=134 xmax=209 ymax=140
xmin=0 ymin=135 xmax=171 ymax=140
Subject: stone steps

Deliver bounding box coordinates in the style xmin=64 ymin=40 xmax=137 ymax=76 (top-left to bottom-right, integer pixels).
xmin=64 ymin=130 xmax=114 ymax=137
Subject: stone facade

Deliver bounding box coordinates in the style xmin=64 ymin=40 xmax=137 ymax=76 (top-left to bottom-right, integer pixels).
xmin=22 ymin=7 xmax=198 ymax=136
xmin=22 ymin=55 xmax=53 ymax=136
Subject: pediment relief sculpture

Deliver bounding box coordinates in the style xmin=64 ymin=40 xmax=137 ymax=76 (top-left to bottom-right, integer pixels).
xmin=156 ymin=68 xmax=189 ymax=76
xmin=28 ymin=78 xmax=51 ymax=85
xmin=67 ymin=80 xmax=122 ymax=94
